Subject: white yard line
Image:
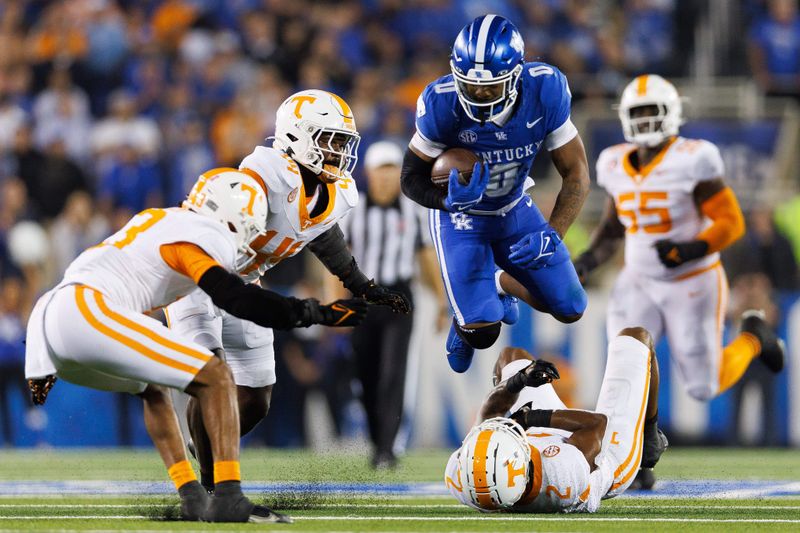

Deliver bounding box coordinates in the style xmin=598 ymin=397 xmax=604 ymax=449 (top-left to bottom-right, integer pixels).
xmin=1 ymin=515 xmax=800 ymax=524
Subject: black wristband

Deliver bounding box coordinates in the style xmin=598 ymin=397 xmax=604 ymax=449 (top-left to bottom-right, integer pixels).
xmin=505 ymin=372 xmax=526 ymax=394
xmin=525 ymin=409 xmax=553 ymax=428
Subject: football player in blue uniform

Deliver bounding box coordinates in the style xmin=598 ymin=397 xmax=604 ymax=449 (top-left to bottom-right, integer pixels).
xmin=400 ymin=15 xmax=590 ymax=372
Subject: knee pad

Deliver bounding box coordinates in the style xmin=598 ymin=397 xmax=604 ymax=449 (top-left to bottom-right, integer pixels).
xmin=456 ymin=322 xmax=502 ymax=350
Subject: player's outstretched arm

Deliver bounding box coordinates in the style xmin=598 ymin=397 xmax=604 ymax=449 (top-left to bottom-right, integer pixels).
xmin=197 ymin=266 xmax=368 ymax=329
xmin=548 ymin=134 xmax=590 ymax=237
xmin=308 ymin=225 xmax=411 ymax=313
xmin=573 ymin=194 xmax=626 ymax=282
xmin=400 ymin=145 xmax=448 ymax=210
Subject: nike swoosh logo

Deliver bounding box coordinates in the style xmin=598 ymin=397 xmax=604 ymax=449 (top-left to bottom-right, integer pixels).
xmin=527 ymin=117 xmax=543 ymax=128
xmin=331 ymin=303 xmax=355 ymax=325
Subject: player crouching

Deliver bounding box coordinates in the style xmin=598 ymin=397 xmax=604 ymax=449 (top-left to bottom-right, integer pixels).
xmin=445 ymin=327 xmax=666 ymax=512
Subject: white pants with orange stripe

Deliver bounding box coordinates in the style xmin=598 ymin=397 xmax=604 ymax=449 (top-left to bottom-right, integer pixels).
xmin=164 ymin=288 xmax=276 ymax=388
xmin=586 ymin=335 xmax=652 ymax=510
xmin=607 ymin=263 xmax=727 ymax=401
xmin=41 ymin=285 xmax=213 ymax=393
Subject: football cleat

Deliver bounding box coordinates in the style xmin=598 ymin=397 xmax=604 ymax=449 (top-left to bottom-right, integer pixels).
xmin=249 ymin=505 xmax=293 ymax=524
xmin=500 ymin=294 xmax=519 ymax=325
xmin=740 ymin=310 xmax=785 ymax=373
xmin=178 ymin=480 xmax=209 ymax=521
xmin=630 ymin=468 xmax=656 ymax=491
xmin=641 ymin=428 xmax=668 ymax=469
xmin=446 ymin=323 xmax=475 ymax=373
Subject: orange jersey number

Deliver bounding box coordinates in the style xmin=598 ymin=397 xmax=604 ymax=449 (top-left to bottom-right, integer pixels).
xmin=615 ymin=191 xmax=671 ymax=234
xmin=106 ymin=208 xmax=167 ymax=249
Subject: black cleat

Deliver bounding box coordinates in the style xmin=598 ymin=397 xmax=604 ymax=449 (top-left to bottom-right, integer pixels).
xmin=641 ymin=428 xmax=668 ymax=469
xmin=249 ymin=504 xmax=294 ymax=524
xmin=741 ymin=310 xmax=785 ymax=373
xmin=178 ymin=481 xmax=209 ymax=521
xmin=630 ymin=468 xmax=656 ymax=490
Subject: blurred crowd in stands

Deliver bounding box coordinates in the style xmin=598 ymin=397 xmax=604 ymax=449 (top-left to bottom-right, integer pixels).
xmin=0 ymin=0 xmax=798 ymax=448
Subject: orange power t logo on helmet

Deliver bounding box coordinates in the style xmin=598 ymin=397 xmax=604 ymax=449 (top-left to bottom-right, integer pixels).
xmin=291 ymin=95 xmax=317 ymax=118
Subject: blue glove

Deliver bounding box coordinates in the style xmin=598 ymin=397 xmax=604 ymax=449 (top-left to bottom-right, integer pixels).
xmin=444 ymin=161 xmax=489 ymax=212
xmin=508 ymin=226 xmax=564 ymax=270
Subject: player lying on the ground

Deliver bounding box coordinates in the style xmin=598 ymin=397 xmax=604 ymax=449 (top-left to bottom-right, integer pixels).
xmin=25 ymin=171 xmax=368 ymax=523
xmin=400 ymin=14 xmax=590 ymax=373
xmin=574 ymin=75 xmax=784 ymax=399
xmin=445 ymin=327 xmax=667 ymax=512
xmin=167 ymin=89 xmax=410 ymax=491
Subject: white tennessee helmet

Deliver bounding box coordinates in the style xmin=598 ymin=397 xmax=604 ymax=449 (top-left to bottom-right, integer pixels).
xmin=457 ymin=417 xmax=531 ymax=510
xmin=273 ymin=89 xmax=361 ymax=183
xmin=618 ymin=74 xmax=683 ymax=148
xmin=183 ymin=168 xmax=268 ymax=271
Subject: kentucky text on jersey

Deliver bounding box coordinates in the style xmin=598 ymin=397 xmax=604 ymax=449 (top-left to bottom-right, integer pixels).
xmin=412 ymin=62 xmax=578 ymax=213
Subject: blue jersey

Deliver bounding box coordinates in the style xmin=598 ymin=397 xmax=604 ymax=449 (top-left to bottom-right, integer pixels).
xmin=412 ymin=62 xmax=577 ymax=213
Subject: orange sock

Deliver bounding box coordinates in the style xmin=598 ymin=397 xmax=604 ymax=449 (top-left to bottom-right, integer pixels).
xmin=167 ymin=460 xmax=198 ymax=490
xmin=214 ymin=460 xmax=241 ymax=484
xmin=717 ymin=333 xmax=761 ymax=394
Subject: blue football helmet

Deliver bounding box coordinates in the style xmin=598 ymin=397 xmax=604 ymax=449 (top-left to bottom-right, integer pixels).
xmin=450 ymin=14 xmax=525 ymax=123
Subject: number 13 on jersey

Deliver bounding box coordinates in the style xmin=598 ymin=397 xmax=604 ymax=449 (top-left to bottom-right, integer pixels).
xmin=615 ymin=191 xmax=672 ymax=234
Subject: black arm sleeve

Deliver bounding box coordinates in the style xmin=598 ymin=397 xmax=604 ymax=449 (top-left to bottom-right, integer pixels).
xmin=197 ymin=266 xmax=307 ymax=330
xmin=400 ymin=146 xmax=447 ymax=210
xmin=306 ymin=224 xmax=370 ymax=293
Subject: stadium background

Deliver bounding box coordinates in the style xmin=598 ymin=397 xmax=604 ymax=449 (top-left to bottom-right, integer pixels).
xmin=0 ymin=0 xmax=798 ymax=455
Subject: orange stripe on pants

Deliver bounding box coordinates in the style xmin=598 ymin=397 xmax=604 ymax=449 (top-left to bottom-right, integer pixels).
xmin=74 ymin=286 xmax=206 ymax=375
xmin=91 ymin=290 xmax=211 ymax=362
xmin=611 ymin=355 xmax=652 ymax=490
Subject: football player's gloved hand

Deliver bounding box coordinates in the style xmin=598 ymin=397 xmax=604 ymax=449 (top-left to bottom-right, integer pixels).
xmin=28 ymin=375 xmax=57 ymax=406
xmin=654 ymin=239 xmax=708 ymax=268
xmin=352 ymin=279 xmax=412 ymax=314
xmin=572 ymin=251 xmax=598 ymax=284
xmin=299 ymin=298 xmax=368 ymax=327
xmin=508 ymin=225 xmax=564 ymax=270
xmin=505 ymin=359 xmax=560 ymax=393
xmin=444 ymin=161 xmax=489 ymax=212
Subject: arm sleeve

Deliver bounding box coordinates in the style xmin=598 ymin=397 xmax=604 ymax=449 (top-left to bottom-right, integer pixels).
xmin=400 ymin=146 xmax=447 ymax=210
xmin=197 ymin=266 xmax=307 ymax=330
xmin=160 ymin=242 xmax=222 ymax=282
xmin=696 ymin=187 xmax=745 ymax=253
xmin=541 ymin=66 xmax=578 ymax=151
xmin=306 ymin=224 xmax=371 ymax=291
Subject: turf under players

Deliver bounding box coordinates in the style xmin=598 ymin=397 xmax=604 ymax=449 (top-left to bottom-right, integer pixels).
xmin=400 ymin=14 xmax=590 ymax=373
xmin=445 ymin=327 xmax=666 ymax=512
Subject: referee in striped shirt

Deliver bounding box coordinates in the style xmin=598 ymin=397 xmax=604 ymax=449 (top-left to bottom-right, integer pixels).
xmin=339 ymin=141 xmax=448 ymax=469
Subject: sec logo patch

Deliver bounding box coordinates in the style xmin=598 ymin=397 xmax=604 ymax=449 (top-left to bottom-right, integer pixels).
xmin=458 ymin=130 xmax=477 ymax=144
xmin=543 ymin=445 xmax=560 ymax=458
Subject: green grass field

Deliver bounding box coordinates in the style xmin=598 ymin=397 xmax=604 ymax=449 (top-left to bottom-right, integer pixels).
xmin=1 ymin=448 xmax=799 ymax=531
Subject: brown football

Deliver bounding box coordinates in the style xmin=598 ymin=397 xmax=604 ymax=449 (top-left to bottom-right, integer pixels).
xmin=431 ymin=148 xmax=480 ymax=189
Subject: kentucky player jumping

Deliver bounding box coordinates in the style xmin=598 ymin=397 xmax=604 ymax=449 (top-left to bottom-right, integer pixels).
xmin=401 ymin=15 xmax=590 ymax=372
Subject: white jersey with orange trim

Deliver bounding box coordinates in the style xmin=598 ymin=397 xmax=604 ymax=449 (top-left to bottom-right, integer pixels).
xmin=62 ymin=207 xmax=237 ymax=313
xmin=596 ymin=136 xmax=724 ymax=281
xmin=237 ymin=145 xmax=359 ymax=281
